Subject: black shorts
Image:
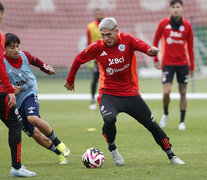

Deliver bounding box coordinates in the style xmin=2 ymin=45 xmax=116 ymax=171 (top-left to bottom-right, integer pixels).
xmin=0 ymin=92 xmax=22 ymax=128
xmin=162 ymin=65 xmax=189 ymax=84
xmin=19 ymin=94 xmax=40 ymax=137
xmin=99 ymin=93 xmax=154 ymax=126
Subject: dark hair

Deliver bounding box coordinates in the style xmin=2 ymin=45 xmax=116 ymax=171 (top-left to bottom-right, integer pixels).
xmin=5 ymin=33 xmax=20 ymax=47
xmin=0 ymin=2 xmax=4 ymax=12
xmin=170 ymin=0 xmax=183 ymax=6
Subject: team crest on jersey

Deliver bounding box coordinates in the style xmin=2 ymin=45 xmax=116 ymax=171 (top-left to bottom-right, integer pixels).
xmin=118 ymin=44 xmax=126 ymax=52
xmin=179 ymin=25 xmax=185 ymax=32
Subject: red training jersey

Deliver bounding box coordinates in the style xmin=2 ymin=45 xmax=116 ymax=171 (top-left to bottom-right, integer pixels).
xmin=153 ymin=17 xmax=194 ymax=70
xmin=0 ymin=31 xmax=14 ymax=94
xmin=67 ymin=32 xmax=153 ymax=102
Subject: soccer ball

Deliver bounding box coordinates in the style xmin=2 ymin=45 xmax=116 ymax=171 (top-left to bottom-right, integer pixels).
xmin=82 ymin=148 xmax=104 ymax=168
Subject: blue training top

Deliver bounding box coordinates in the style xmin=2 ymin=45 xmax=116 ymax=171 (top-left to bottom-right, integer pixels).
xmin=4 ymin=51 xmax=38 ymax=109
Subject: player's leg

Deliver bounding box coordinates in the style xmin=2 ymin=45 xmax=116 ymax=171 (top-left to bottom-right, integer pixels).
xmin=99 ymin=93 xmax=124 ymax=166
xmin=89 ymin=61 xmax=99 ymax=110
xmin=0 ymin=93 xmax=36 ymax=177
xmin=21 ymin=109 xmax=68 ymax=165
xmin=177 ymin=65 xmax=189 ymax=130
xmin=22 ymin=94 xmax=70 ymax=160
xmin=125 ymin=95 xmax=184 ymax=164
xmin=32 ymin=127 xmax=68 ymax=164
xmin=160 ymin=65 xmax=175 ymax=128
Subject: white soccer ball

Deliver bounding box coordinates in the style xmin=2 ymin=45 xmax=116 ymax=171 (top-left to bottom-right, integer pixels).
xmin=82 ymin=148 xmax=104 ymax=168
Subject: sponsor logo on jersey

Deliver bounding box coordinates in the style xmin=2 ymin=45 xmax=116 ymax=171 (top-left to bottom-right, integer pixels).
xmin=166 ymin=37 xmax=184 ymax=45
xmin=106 ymin=67 xmax=114 ymax=75
xmin=106 ymin=63 xmax=130 ymax=75
xmin=100 ymin=51 xmax=107 ymax=56
xmin=118 ymin=44 xmax=126 ymax=51
xmin=169 ymin=31 xmax=182 ymax=38
xmin=108 ymin=56 xmax=125 ymax=66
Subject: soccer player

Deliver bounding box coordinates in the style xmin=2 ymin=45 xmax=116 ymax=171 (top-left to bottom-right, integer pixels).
xmin=153 ymin=0 xmax=194 ymax=130
xmin=65 ymin=17 xmax=184 ymax=165
xmin=87 ymin=8 xmax=104 ymax=110
xmin=0 ymin=2 xmax=36 ymax=177
xmin=4 ymin=33 xmax=70 ymax=165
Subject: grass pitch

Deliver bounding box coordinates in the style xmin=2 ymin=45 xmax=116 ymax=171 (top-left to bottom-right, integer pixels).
xmin=0 ymin=99 xmax=207 ymax=180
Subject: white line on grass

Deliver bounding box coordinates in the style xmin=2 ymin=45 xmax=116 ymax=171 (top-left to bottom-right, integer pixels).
xmin=38 ymin=93 xmax=207 ymax=100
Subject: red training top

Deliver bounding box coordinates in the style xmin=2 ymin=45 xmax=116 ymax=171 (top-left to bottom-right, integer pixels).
xmin=67 ymin=32 xmax=153 ymax=103
xmin=153 ymin=17 xmax=194 ymax=70
xmin=0 ymin=31 xmax=14 ymax=94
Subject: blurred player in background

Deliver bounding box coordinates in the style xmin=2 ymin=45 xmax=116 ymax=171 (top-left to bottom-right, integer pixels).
xmin=65 ymin=17 xmax=184 ymax=166
xmin=87 ymin=8 xmax=104 ymax=110
xmin=4 ymin=33 xmax=70 ymax=165
xmin=153 ymin=0 xmax=194 ymax=130
xmin=0 ymin=2 xmax=36 ymax=177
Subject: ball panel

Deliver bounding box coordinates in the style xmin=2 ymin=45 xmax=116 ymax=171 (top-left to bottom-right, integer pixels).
xmin=82 ymin=148 xmax=104 ymax=168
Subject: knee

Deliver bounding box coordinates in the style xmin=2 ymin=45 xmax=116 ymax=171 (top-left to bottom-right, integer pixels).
xmin=32 ymin=128 xmax=41 ymax=140
xmin=163 ymin=89 xmax=171 ymax=96
xmin=103 ymin=114 xmax=116 ymax=125
xmin=179 ymin=89 xmax=186 ymax=98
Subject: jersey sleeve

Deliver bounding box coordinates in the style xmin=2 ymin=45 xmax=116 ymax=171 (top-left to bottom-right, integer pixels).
xmin=23 ymin=51 xmax=51 ymax=74
xmin=66 ymin=41 xmax=97 ymax=84
xmin=153 ymin=20 xmax=164 ymax=62
xmin=0 ymin=32 xmax=14 ymax=94
xmin=186 ymin=24 xmax=194 ymax=71
xmin=125 ymin=33 xmax=151 ymax=55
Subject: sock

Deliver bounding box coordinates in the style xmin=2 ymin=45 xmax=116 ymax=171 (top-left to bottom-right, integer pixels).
xmin=47 ymin=130 xmax=61 ymax=146
xmin=180 ymin=110 xmax=186 ymax=123
xmin=165 ymin=148 xmax=176 ymax=159
xmin=108 ymin=142 xmax=117 ymax=152
xmin=164 ymin=106 xmax=168 ymax=115
xmin=48 ymin=143 xmax=61 ymax=155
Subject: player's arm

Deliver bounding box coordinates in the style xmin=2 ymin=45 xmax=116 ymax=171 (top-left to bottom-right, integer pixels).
xmin=0 ymin=33 xmax=15 ymax=94
xmin=0 ymin=33 xmax=16 ymax=107
xmin=65 ymin=42 xmax=96 ymax=91
xmin=23 ymin=51 xmax=55 ymax=75
xmin=153 ymin=20 xmax=164 ymax=69
xmin=128 ymin=33 xmax=159 ymax=56
xmin=187 ymin=25 xmax=195 ymax=77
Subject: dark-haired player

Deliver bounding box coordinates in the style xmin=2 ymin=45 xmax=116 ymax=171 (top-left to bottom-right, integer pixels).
xmin=153 ymin=0 xmax=194 ymax=130
xmin=4 ymin=33 xmax=70 ymax=165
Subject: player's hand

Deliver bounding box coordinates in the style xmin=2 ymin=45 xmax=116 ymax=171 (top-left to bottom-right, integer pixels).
xmin=48 ymin=66 xmax=56 ymax=75
xmin=64 ymin=82 xmax=75 ymax=91
xmin=154 ymin=61 xmax=161 ymax=70
xmin=148 ymin=47 xmax=159 ymax=56
xmin=189 ymin=70 xmax=194 ymax=78
xmin=13 ymin=86 xmax=21 ymax=95
xmin=8 ymin=93 xmax=16 ymax=108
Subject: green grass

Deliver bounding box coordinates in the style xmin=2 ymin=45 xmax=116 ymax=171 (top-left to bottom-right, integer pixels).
xmin=0 ymin=99 xmax=207 ymax=180
xmin=36 ymin=78 xmax=207 ymax=94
